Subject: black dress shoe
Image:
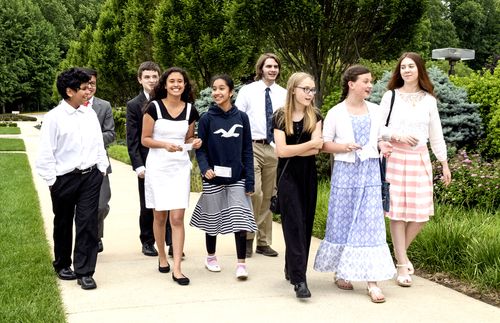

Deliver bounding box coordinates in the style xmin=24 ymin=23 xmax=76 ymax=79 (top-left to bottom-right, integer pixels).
xmin=98 ymin=240 xmax=104 ymax=253
xmin=158 ymin=261 xmax=170 ymax=273
xmin=142 ymin=243 xmax=158 ymax=256
xmin=168 ymin=245 xmax=185 ymax=258
xmin=172 ymin=274 xmax=190 ymax=286
xmin=255 ymin=245 xmax=278 ymax=257
xmin=77 ymin=276 xmax=97 ymax=290
xmin=56 ymin=267 xmax=77 ymax=280
xmin=294 ymin=282 xmax=311 ymax=298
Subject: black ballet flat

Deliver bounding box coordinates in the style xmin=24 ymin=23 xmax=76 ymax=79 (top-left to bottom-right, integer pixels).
xmin=158 ymin=261 xmax=170 ymax=273
xmin=172 ymin=273 xmax=190 ymax=286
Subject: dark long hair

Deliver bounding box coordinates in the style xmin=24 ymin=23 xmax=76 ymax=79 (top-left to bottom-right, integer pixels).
xmin=149 ymin=67 xmax=194 ymax=105
xmin=339 ymin=65 xmax=371 ymax=102
xmin=387 ymin=52 xmax=435 ymax=97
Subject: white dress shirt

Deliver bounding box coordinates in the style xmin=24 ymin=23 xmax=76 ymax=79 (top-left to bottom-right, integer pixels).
xmin=134 ymin=91 xmax=150 ymax=176
xmin=36 ymin=100 xmax=109 ymax=186
xmin=235 ymin=80 xmax=287 ymax=140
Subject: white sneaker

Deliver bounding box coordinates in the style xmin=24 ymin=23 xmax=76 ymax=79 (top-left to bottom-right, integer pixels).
xmin=205 ymin=256 xmax=221 ymax=272
xmin=235 ymin=263 xmax=248 ymax=280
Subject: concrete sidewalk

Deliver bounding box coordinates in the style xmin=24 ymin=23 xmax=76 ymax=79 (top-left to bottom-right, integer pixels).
xmin=19 ymin=120 xmax=499 ymax=323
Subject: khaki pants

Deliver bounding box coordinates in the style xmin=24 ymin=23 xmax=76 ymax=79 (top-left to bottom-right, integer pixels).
xmin=247 ymin=142 xmax=277 ymax=247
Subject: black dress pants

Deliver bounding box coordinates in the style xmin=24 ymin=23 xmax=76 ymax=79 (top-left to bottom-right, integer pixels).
xmin=138 ymin=177 xmax=171 ymax=246
xmin=51 ymin=168 xmax=103 ymax=277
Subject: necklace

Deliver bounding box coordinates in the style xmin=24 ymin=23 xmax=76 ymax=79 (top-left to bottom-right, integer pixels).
xmin=399 ymin=90 xmax=424 ymax=107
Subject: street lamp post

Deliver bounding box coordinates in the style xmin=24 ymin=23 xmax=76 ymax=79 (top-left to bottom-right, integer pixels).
xmin=432 ymin=48 xmax=475 ymax=76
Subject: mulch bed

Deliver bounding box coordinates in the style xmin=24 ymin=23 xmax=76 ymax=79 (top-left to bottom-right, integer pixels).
xmin=416 ymin=269 xmax=499 ymax=308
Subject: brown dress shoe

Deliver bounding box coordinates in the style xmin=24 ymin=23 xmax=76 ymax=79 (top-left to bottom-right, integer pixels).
xmin=255 ymin=245 xmax=278 ymax=257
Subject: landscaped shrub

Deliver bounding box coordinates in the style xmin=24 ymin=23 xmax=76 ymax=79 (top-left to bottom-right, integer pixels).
xmin=113 ymin=107 xmax=126 ymax=142
xmin=195 ymin=83 xmax=243 ymax=116
xmin=451 ymin=67 xmax=500 ymax=158
xmin=0 ymin=122 xmax=17 ymax=127
xmin=433 ymin=149 xmax=499 ymax=210
xmin=0 ymin=114 xmax=37 ymax=122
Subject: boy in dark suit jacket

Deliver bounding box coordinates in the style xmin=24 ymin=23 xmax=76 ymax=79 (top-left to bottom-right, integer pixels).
xmin=126 ymin=61 xmax=173 ymax=256
xmin=81 ymin=68 xmax=115 ymax=253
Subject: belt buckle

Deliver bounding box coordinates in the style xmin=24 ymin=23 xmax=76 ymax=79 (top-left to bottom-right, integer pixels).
xmin=81 ymin=167 xmax=92 ymax=175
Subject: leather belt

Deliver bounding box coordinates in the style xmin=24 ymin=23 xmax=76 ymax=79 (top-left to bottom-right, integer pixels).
xmin=71 ymin=165 xmax=96 ymax=175
xmin=252 ymin=139 xmax=268 ymax=144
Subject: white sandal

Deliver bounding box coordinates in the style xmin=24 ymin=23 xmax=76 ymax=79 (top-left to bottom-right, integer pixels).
xmin=395 ymin=264 xmax=412 ymax=287
xmin=367 ymin=286 xmax=386 ymax=303
xmin=408 ymin=261 xmax=415 ymax=275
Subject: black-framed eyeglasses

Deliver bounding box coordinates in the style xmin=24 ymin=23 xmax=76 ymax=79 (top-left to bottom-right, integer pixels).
xmin=88 ymin=81 xmax=96 ymax=88
xmin=296 ymin=87 xmax=317 ymax=95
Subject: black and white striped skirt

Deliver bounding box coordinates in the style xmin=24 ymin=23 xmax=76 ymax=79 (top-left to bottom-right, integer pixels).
xmin=189 ymin=180 xmax=257 ymax=236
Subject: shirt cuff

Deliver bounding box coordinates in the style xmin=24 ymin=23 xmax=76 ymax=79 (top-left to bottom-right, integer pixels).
xmin=135 ymin=166 xmax=146 ymax=176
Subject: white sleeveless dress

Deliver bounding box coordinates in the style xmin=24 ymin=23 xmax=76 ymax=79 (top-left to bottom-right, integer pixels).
xmin=145 ymin=101 xmax=192 ymax=211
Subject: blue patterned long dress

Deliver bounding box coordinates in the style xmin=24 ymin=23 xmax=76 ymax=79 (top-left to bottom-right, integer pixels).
xmin=313 ymin=113 xmax=395 ymax=281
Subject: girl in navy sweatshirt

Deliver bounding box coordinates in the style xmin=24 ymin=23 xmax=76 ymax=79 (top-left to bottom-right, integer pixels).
xmin=190 ymin=74 xmax=256 ymax=280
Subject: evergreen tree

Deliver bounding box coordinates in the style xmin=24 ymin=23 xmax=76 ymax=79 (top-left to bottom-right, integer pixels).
xmin=88 ymin=0 xmax=137 ymax=105
xmin=235 ymin=0 xmax=427 ymax=108
xmin=152 ymin=0 xmax=257 ymax=89
xmin=0 ymin=0 xmax=59 ymax=113
xmin=369 ymin=67 xmax=483 ymax=150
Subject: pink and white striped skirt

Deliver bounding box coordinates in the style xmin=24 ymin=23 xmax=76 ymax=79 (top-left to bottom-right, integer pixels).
xmin=385 ymin=143 xmax=434 ymax=222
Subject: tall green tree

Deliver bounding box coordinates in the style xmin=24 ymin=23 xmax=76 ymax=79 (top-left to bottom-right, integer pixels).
xmin=235 ymin=0 xmax=428 ymax=108
xmin=88 ymin=0 xmax=138 ymax=105
xmin=34 ymin=0 xmax=76 ymax=54
xmin=120 ymin=0 xmax=157 ymax=74
xmin=152 ymin=0 xmax=257 ymax=89
xmin=63 ymin=0 xmax=106 ymax=31
xmin=448 ymin=0 xmax=500 ymax=69
xmin=427 ymin=0 xmax=460 ymax=50
xmin=0 ymin=0 xmax=59 ymax=113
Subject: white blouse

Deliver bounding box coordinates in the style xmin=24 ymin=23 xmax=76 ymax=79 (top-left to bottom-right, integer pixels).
xmin=379 ymin=89 xmax=447 ymax=161
xmin=323 ymin=101 xmax=387 ymax=163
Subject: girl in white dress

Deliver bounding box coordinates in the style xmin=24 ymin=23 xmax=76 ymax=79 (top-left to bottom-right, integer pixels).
xmin=142 ymin=67 xmax=202 ymax=285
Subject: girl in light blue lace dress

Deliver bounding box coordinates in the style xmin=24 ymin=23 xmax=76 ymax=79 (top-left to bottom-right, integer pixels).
xmin=313 ymin=65 xmax=395 ymax=303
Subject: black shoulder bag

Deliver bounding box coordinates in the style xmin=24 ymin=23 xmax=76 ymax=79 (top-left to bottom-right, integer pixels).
xmin=380 ymin=90 xmax=395 ymax=212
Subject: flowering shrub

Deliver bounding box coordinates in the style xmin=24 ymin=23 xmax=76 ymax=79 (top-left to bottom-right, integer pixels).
xmin=433 ymin=150 xmax=499 ymax=210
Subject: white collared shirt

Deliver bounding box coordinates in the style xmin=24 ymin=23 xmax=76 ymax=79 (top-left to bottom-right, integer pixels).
xmin=36 ymin=100 xmax=109 ymax=186
xmin=235 ymin=80 xmax=287 ymax=140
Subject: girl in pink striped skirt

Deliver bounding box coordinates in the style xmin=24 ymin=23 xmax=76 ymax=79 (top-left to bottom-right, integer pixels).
xmin=379 ymin=52 xmax=452 ymax=287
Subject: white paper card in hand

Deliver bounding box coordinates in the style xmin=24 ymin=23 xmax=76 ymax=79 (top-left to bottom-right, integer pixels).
xmin=214 ymin=165 xmax=232 ymax=178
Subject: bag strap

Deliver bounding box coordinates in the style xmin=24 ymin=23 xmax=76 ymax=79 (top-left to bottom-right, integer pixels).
xmin=385 ymin=89 xmax=395 ymax=127
xmin=275 ymin=131 xmax=303 ymax=193
xmin=380 ymin=89 xmax=396 ymax=180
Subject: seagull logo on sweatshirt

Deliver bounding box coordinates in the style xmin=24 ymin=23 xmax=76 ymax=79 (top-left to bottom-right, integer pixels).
xmin=213 ymin=124 xmax=243 ymax=138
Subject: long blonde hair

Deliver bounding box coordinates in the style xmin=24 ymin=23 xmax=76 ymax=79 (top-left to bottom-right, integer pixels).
xmin=276 ymin=72 xmax=317 ymax=136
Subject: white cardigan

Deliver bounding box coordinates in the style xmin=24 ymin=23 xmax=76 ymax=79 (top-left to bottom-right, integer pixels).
xmin=323 ymin=101 xmax=387 ymax=163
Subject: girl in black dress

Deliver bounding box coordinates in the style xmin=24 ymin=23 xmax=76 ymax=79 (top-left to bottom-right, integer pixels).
xmin=272 ymin=72 xmax=323 ymax=298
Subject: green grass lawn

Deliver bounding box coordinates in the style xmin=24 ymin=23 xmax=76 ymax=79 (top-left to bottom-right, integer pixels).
xmin=0 ymin=127 xmax=21 ymax=135
xmin=0 ymin=153 xmax=66 ymax=322
xmin=108 ymin=144 xmax=131 ymax=165
xmin=0 ymin=138 xmax=25 ymax=151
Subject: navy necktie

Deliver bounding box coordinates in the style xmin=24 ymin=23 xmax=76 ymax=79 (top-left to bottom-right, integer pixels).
xmin=265 ymin=87 xmax=273 ymax=143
